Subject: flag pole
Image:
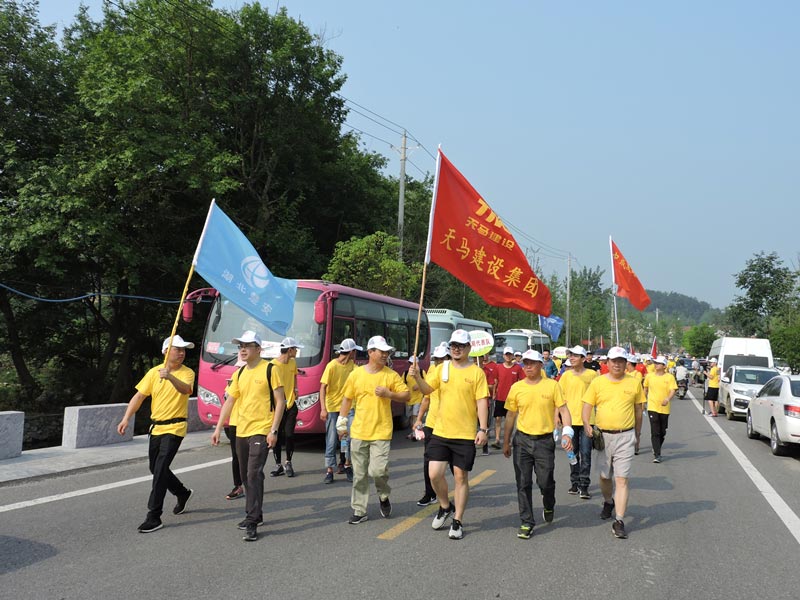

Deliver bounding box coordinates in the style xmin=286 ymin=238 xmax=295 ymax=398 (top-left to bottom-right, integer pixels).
xmin=609 ymin=236 xmax=620 ymax=347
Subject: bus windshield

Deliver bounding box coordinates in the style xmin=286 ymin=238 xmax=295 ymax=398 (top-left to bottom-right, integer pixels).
xmin=202 ymin=287 xmax=324 ymax=368
xmin=429 ymin=322 xmax=455 ymax=350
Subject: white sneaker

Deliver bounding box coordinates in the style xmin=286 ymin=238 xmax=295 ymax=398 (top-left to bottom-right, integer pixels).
xmin=448 ymin=519 xmax=464 ymax=540
xmin=431 ymin=503 xmax=454 ymax=530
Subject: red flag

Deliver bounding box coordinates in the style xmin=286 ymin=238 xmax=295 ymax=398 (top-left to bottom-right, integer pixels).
xmin=610 ymin=238 xmax=651 ymax=311
xmin=650 ymin=336 xmax=658 ymax=358
xmin=426 ymin=151 xmax=552 ymax=315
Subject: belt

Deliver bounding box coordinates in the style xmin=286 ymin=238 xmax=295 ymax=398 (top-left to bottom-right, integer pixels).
xmin=519 ymin=431 xmax=553 ymax=440
xmin=599 ymin=427 xmax=633 ymax=434
xmin=149 ymin=417 xmax=187 ymax=434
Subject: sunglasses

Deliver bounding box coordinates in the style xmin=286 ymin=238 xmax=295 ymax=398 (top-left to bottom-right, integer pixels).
xmin=238 ymin=343 xmax=260 ymax=350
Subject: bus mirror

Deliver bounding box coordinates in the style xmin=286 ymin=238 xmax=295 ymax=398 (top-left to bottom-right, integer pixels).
xmin=182 ymin=301 xmax=194 ymax=323
xmin=314 ymin=298 xmax=325 ymax=324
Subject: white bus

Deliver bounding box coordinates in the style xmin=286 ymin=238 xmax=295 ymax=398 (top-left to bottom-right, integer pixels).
xmin=494 ymin=328 xmax=550 ymax=358
xmin=424 ymin=308 xmax=493 ymax=351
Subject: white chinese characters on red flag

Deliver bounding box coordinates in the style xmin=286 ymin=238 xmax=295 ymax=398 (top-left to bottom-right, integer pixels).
xmin=427 ymin=151 xmax=552 ymax=316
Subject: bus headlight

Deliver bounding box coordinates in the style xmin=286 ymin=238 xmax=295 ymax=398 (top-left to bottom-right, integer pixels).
xmin=296 ymin=392 xmax=319 ymax=411
xmin=198 ymin=385 xmax=222 ymax=408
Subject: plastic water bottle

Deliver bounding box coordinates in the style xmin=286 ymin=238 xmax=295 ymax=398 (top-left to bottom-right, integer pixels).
xmin=553 ymin=427 xmax=561 ymax=443
xmin=561 ymin=437 xmax=578 ymax=465
xmin=340 ymin=434 xmax=348 ymax=454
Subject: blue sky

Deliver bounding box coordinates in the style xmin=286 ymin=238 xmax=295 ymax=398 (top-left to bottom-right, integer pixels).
xmin=37 ymin=1 xmax=800 ymax=309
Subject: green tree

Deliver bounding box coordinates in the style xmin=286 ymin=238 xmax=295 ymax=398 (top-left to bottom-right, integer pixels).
xmin=682 ymin=324 xmax=717 ymax=357
xmin=727 ymin=252 xmax=796 ymax=337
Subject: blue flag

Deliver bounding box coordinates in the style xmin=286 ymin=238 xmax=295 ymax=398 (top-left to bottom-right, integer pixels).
xmin=538 ymin=314 xmax=564 ymax=343
xmin=193 ymin=201 xmax=297 ymax=335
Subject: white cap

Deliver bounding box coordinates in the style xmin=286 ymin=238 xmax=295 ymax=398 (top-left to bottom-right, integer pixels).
xmin=337 ymin=338 xmax=362 ymax=353
xmin=367 ymin=335 xmax=394 ymax=352
xmin=607 ymin=346 xmax=628 ymax=360
xmin=710 ymin=357 xmax=718 ymax=363
xmin=503 ymin=346 xmax=514 ymax=355
xmin=568 ymin=345 xmax=587 ymax=357
xmin=564 ymin=358 xmax=572 ymax=367
xmin=433 ymin=345 xmax=449 ymax=359
xmin=521 ymin=349 xmax=543 ymax=362
xmin=598 ymin=354 xmax=608 ymax=361
xmin=162 ymin=334 xmax=194 ymax=354
xmin=280 ymin=337 xmax=304 ymax=349
xmin=514 ymin=351 xmax=523 ymax=357
xmin=654 ymin=355 xmax=668 ymax=366
xmin=627 ymin=354 xmax=640 ymax=364
xmin=449 ymin=329 xmax=471 ymax=345
xmin=232 ymin=330 xmax=262 ymax=346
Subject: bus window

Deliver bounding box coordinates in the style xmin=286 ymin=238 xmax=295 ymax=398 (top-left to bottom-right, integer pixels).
xmin=333 ymin=296 xmax=353 ymax=317
xmin=386 ymin=322 xmax=410 ymax=359
xmin=352 ymin=297 xmax=384 ymax=320
xmin=355 ymin=318 xmax=384 ymax=358
xmin=332 ymin=318 xmax=354 ymax=352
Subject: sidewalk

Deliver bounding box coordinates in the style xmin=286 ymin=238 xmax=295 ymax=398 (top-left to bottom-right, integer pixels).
xmin=0 ymin=430 xmax=214 ymax=485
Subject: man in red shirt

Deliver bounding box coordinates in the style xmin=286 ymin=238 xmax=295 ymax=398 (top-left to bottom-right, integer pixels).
xmin=491 ymin=346 xmax=524 ymax=449
xmin=479 ymin=354 xmax=498 ymax=455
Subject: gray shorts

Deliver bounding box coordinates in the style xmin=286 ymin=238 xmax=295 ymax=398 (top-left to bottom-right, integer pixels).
xmin=595 ymin=428 xmax=636 ymax=479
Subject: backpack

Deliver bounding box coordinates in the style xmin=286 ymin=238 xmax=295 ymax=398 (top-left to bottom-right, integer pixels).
xmin=236 ymin=362 xmax=275 ymax=412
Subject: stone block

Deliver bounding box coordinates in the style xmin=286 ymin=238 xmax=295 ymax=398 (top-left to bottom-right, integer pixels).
xmin=62 ymin=404 xmax=133 ymax=449
xmin=187 ymin=397 xmax=211 ymax=432
xmin=0 ymin=411 xmax=24 ymax=460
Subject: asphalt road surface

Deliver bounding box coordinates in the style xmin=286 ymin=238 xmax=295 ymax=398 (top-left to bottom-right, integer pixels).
xmin=2 ymin=384 xmax=799 ymax=600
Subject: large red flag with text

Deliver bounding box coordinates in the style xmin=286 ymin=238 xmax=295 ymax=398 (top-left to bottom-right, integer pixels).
xmin=426 ymin=151 xmax=552 ymax=315
xmin=610 ymin=238 xmax=651 ymax=311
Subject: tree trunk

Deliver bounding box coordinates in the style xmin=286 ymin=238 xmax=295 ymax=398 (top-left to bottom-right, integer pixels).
xmin=0 ymin=288 xmax=41 ymax=400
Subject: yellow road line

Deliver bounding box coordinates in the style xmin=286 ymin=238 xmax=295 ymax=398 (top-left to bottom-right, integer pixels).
xmin=377 ymin=469 xmax=496 ymax=540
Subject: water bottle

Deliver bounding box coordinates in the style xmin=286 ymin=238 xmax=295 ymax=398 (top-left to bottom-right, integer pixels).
xmin=553 ymin=427 xmax=561 ymax=443
xmin=560 ymin=426 xmax=577 ymax=465
xmin=563 ymin=444 xmax=578 ymax=466
xmin=340 ymin=434 xmax=348 ymax=454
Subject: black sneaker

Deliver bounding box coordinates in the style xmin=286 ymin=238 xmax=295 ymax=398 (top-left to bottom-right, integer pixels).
xmin=579 ymin=487 xmax=591 ymax=500
xmin=226 ymin=485 xmax=244 ymax=500
xmin=348 ymin=513 xmax=368 ymax=524
xmin=379 ymin=497 xmax=392 ymax=518
xmin=517 ymin=523 xmax=534 ymax=539
xmin=612 ymin=519 xmax=627 ymax=539
xmin=432 ymin=503 xmax=454 ymax=530
xmin=416 ymin=494 xmax=437 ymax=507
xmin=138 ymin=518 xmax=163 ymax=533
xmin=173 ymin=489 xmax=193 ymax=515
xmin=324 ymin=471 xmax=334 ymax=484
xmin=345 ymin=466 xmax=353 ymax=482
xmin=237 ymin=518 xmax=263 ymax=530
xmin=285 ymin=461 xmax=295 ymax=477
xmin=567 ymin=484 xmax=579 ymax=495
xmin=448 ymin=518 xmax=464 ymax=540
xmin=601 ymin=500 xmax=615 ymax=520
xmin=653 ymin=456 xmax=662 ymax=463
xmin=270 ymin=464 xmax=285 ymax=477
xmin=242 ymin=524 xmax=258 ymax=542
xmin=543 ymin=509 xmax=554 ymax=523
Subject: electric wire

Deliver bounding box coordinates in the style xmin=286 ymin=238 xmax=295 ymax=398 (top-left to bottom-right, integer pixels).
xmin=0 ymin=282 xmax=179 ymax=304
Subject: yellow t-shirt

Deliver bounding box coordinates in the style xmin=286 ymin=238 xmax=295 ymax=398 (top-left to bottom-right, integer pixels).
xmin=405 ymin=370 xmax=425 ymax=406
xmin=644 ymin=372 xmax=678 ymax=414
xmin=271 ymin=357 xmax=298 ymax=408
xmin=582 ymin=374 xmax=646 ymax=431
xmin=426 ymin=363 xmax=489 ymax=440
xmin=506 ymin=377 xmax=565 ymax=436
xmin=224 ymin=383 xmax=239 ymax=427
xmin=708 ymin=366 xmax=720 ymax=389
xmin=320 ymin=358 xmax=355 ymax=413
xmin=558 ymin=368 xmax=598 ymax=426
xmin=646 ymin=363 xmax=656 ymax=374
xmin=227 ymin=359 xmax=283 ymax=437
xmin=136 ymin=365 xmax=195 ymax=437
xmin=627 ymin=369 xmax=643 ymax=383
xmin=343 ymin=366 xmax=408 ymax=441
xmin=424 ymin=363 xmax=442 ymax=430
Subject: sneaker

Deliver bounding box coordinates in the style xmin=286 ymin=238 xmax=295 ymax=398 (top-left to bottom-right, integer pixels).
xmin=653 ymin=456 xmax=662 ymax=463
xmin=490 ymin=442 xmax=502 ymax=450
xmin=567 ymin=484 xmax=579 ymax=495
xmin=173 ymin=489 xmax=193 ymax=515
xmin=448 ymin=518 xmax=464 ymax=540
xmin=270 ymin=464 xmax=285 ymax=477
xmin=138 ymin=518 xmax=163 ymax=533
xmin=543 ymin=509 xmax=554 ymax=523
xmin=285 ymin=462 xmax=295 ymax=478
xmin=242 ymin=524 xmax=258 ymax=542
xmin=432 ymin=503 xmax=454 ymax=530
xmin=226 ymin=485 xmax=244 ymax=500
xmin=517 ymin=524 xmax=534 ymax=539
xmin=601 ymin=500 xmax=615 ymax=520
xmin=416 ymin=494 xmax=437 ymax=507
xmin=612 ymin=519 xmax=627 ymax=539
xmin=324 ymin=471 xmax=334 ymax=484
xmin=237 ymin=518 xmax=263 ymax=530
xmin=336 ymin=463 xmax=346 ymax=475
xmin=579 ymin=487 xmax=591 ymax=500
xmin=345 ymin=466 xmax=353 ymax=482
xmin=379 ymin=497 xmax=392 ymax=518
xmin=348 ymin=513 xmax=368 ymax=524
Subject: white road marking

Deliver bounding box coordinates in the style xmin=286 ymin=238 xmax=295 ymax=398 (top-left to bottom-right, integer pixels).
xmin=0 ymin=458 xmax=230 ymax=514
xmin=688 ymin=389 xmax=800 ymax=545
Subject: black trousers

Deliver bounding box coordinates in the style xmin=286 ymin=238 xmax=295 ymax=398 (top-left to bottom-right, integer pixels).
xmin=147 ymin=433 xmax=189 ymax=519
xmin=224 ymin=425 xmax=242 ymax=487
xmin=273 ymin=403 xmax=298 ymax=463
xmin=649 ymin=412 xmax=669 ymax=457
xmin=237 ymin=435 xmax=269 ymax=525
xmin=512 ymin=431 xmax=556 ymax=526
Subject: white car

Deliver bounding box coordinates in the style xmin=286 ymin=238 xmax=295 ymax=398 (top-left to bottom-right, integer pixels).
xmin=746 ymin=374 xmax=800 ymax=455
xmin=719 ymin=366 xmax=779 ymax=420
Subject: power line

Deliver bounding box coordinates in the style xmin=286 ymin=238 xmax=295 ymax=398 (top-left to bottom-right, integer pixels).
xmin=342 ymin=122 xmax=394 ymax=147
xmin=0 ymin=282 xmax=179 ymax=304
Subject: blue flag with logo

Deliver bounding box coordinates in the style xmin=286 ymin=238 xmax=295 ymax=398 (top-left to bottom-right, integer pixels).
xmin=538 ymin=314 xmax=564 ymax=343
xmin=193 ymin=201 xmax=297 ymax=335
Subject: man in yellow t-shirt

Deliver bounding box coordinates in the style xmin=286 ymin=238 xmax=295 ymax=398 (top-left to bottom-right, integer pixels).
xmin=319 ymin=338 xmax=361 ymax=484
xmin=117 ymin=335 xmax=196 ymax=534
xmin=705 ymin=357 xmax=721 ymax=416
xmin=413 ymin=343 xmax=449 ymax=506
xmin=644 ymin=356 xmax=677 ymax=463
xmin=503 ymin=350 xmax=572 ymax=539
xmin=212 ymin=330 xmax=286 ymax=542
xmin=411 ymin=329 xmax=489 ymax=540
xmin=270 ymin=337 xmax=303 ymax=478
xmin=558 ymin=345 xmax=598 ymax=499
xmin=581 ymin=346 xmax=646 ymax=540
xmin=338 ymin=336 xmax=409 ymax=524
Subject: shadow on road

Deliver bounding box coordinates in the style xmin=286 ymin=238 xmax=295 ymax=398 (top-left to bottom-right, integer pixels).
xmin=0 ymin=536 xmax=58 ymax=576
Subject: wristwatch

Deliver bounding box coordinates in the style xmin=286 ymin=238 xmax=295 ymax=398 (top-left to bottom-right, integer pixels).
xmin=478 ymin=428 xmax=489 ymax=433
xmin=270 ymin=429 xmax=278 ymax=435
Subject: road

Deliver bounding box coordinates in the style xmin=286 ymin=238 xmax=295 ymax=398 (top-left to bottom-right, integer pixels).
xmin=2 ymin=384 xmax=799 ymax=600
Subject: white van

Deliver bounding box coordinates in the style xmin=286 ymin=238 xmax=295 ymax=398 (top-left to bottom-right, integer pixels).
xmin=708 ymin=337 xmax=774 ymax=372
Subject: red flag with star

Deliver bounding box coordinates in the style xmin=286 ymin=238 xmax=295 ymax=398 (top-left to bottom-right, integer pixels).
xmin=610 ymin=238 xmax=651 ymax=311
xmin=425 ymin=150 xmax=552 ymax=315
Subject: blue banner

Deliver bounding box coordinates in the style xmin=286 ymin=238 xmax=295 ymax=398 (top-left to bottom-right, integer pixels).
xmin=194 ymin=202 xmax=297 ymax=335
xmin=538 ymin=314 xmax=564 ymax=343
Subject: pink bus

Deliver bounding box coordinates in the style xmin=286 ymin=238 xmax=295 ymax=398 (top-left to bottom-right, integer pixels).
xmin=183 ymin=280 xmax=431 ymax=434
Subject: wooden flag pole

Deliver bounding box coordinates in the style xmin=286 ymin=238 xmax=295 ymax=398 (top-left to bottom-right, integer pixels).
xmin=411 ymin=261 xmax=430 ymax=361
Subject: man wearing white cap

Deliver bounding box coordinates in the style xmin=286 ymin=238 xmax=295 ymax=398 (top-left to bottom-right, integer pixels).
xmin=338 ymin=336 xmax=409 ymax=524
xmin=492 ymin=346 xmax=524 ymax=449
xmin=319 ymin=338 xmax=362 ymax=484
xmin=643 ymin=356 xmax=677 ymax=463
xmin=581 ymin=346 xmax=646 ymax=539
xmin=410 ymin=329 xmax=490 ymax=540
xmin=117 ymin=335 xmax=196 ymax=533
xmin=270 ymin=337 xmax=304 ymax=477
xmin=212 ymin=330 xmax=286 ymax=541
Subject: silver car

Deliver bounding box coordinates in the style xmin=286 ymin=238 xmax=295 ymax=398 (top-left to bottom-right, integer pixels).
xmin=746 ymin=375 xmax=800 ymax=455
xmin=719 ymin=366 xmax=779 ymax=420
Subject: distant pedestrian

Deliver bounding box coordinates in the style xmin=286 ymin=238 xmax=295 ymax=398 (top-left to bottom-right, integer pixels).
xmin=542 ymin=349 xmax=559 ymax=379
xmin=492 ymin=347 xmax=523 ymax=449
xmin=117 ymin=335 xmax=196 ymax=533
xmin=643 ymin=356 xmax=677 ymax=462
xmin=270 ymin=337 xmax=303 ymax=478
xmin=705 ymin=358 xmax=721 ymax=416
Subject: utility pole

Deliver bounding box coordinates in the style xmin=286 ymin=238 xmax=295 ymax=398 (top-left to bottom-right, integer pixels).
xmin=397 ymin=130 xmax=407 ymax=261
xmin=566 ymin=253 xmax=571 ymax=346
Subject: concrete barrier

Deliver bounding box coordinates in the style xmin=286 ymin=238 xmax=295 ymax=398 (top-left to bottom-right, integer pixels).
xmin=0 ymin=411 xmax=24 ymax=460
xmin=62 ymin=404 xmax=133 ymax=449
xmin=187 ymin=397 xmax=211 ymax=432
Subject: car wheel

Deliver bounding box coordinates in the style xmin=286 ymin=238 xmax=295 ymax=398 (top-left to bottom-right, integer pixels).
xmin=770 ymin=421 xmax=788 ymax=456
xmin=746 ymin=412 xmax=759 ymax=439
xmin=725 ymin=397 xmax=734 ymax=420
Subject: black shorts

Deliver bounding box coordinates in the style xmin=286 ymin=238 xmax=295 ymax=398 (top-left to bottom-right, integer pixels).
xmin=493 ymin=400 xmax=507 ymax=418
xmin=427 ymin=435 xmax=477 ymax=472
xmin=705 ymin=387 xmax=719 ymax=401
